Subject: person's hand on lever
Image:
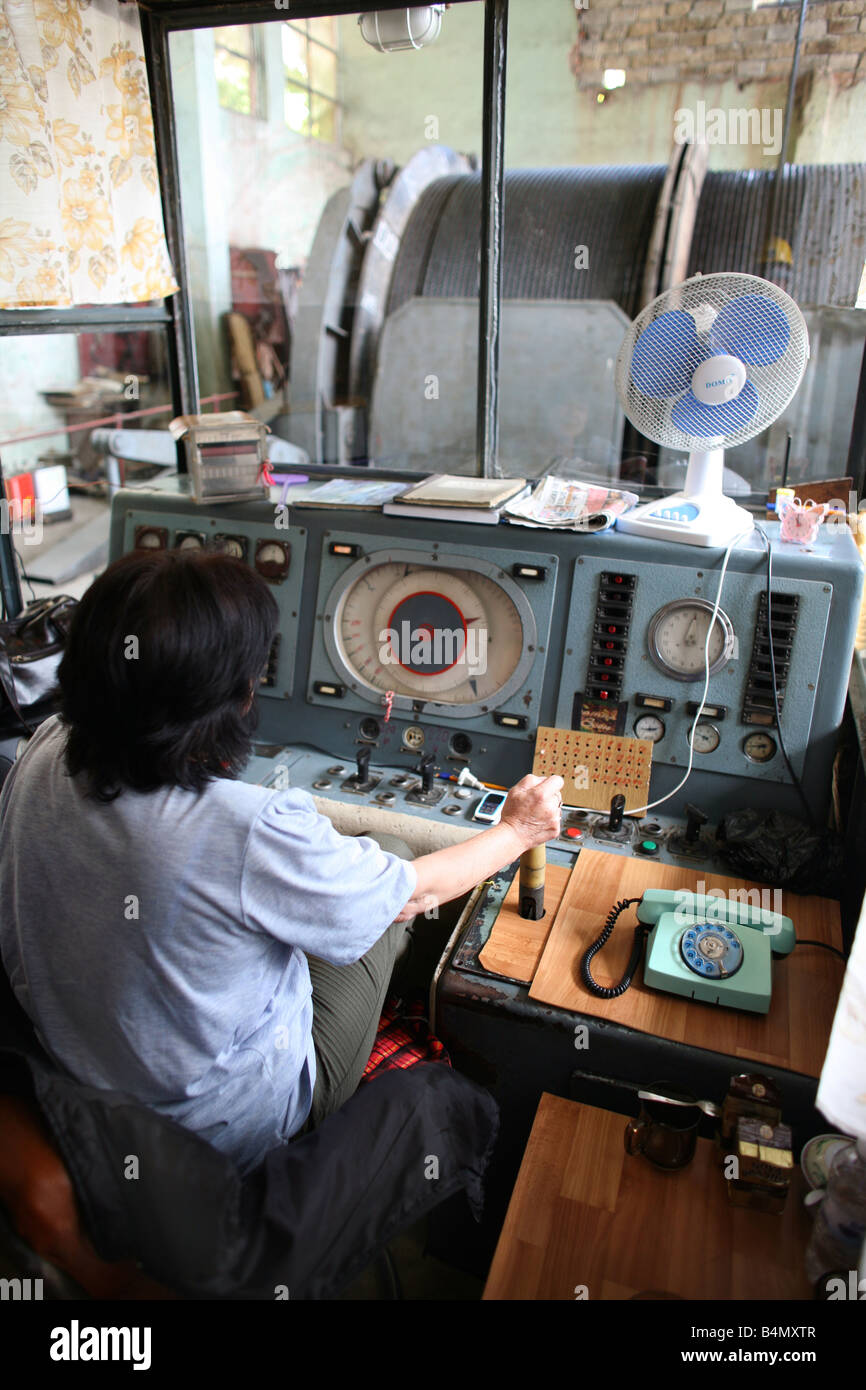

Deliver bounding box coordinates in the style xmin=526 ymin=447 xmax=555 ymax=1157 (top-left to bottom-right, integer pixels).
xmin=395 ymin=772 xmax=564 ymax=922
xmin=500 ymin=773 xmax=564 ymax=849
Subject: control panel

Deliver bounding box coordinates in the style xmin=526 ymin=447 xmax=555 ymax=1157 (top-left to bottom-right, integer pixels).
xmin=109 ymin=476 xmax=863 ymax=830
xmin=120 ymin=506 xmax=307 ymax=701
xmin=554 ymin=554 xmax=831 ymax=785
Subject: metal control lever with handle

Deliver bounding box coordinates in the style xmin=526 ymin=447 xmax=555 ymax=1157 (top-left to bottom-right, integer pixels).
xmin=519 ymin=844 xmax=546 ymax=921
xmin=684 ymin=802 xmax=709 ymax=843
xmin=607 ymin=793 xmax=626 ymax=833
xmin=417 ymin=753 xmax=437 ymax=793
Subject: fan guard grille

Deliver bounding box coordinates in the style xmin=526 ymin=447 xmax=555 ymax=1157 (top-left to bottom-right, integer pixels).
xmin=615 ymin=272 xmax=809 ymax=452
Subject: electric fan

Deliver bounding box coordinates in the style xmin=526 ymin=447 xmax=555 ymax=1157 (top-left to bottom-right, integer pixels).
xmin=615 ymin=272 xmax=810 ymax=548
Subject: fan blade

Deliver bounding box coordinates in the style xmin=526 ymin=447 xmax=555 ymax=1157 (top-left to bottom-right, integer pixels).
xmin=709 ymin=294 xmax=790 ymax=367
xmin=671 ymin=380 xmax=759 ymax=437
xmin=630 ymin=309 xmax=707 ymax=398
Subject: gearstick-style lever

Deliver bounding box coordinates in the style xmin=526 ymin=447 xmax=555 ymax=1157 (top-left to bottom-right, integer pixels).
xmin=518 ymin=779 xmax=564 ymax=920
xmin=607 ymin=793 xmax=626 ymax=834
xmin=354 ymin=745 xmax=371 ymax=785
xmin=684 ymin=803 xmax=708 ymax=844
xmin=418 ymin=753 xmax=437 ymax=793
xmin=519 ymin=845 xmax=546 ymax=921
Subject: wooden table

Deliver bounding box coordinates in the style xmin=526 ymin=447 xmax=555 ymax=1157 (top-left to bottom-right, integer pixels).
xmin=483 ymin=1093 xmax=813 ymax=1301
xmin=480 ymin=849 xmax=844 ymax=1079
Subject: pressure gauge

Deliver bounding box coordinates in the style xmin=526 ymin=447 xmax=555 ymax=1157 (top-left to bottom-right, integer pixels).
xmin=634 ymin=713 xmax=665 ymax=743
xmin=214 ymin=534 xmax=247 ymax=561
xmin=134 ymin=526 xmax=167 ymax=550
xmin=255 ymin=539 xmax=291 ymax=583
xmin=175 ymin=531 xmax=205 ymax=551
xmin=691 ymin=720 xmax=721 ymax=754
xmin=743 ymin=732 xmax=777 ymax=764
xmin=648 ymin=599 xmax=735 ymax=681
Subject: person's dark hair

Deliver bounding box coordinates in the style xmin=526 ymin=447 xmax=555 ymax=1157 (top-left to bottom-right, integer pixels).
xmin=58 ymin=549 xmax=279 ymax=801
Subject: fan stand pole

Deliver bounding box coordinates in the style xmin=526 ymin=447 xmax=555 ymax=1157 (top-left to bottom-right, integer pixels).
xmin=683 ymin=447 xmax=725 ymax=497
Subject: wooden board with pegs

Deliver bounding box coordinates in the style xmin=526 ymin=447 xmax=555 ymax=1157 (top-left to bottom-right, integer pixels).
xmin=532 ymin=725 xmax=653 ymax=813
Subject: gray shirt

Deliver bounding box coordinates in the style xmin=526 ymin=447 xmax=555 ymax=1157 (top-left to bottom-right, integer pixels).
xmin=0 ymin=717 xmax=416 ymax=1172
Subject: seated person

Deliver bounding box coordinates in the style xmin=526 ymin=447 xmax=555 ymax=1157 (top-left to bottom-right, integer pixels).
xmin=0 ymin=550 xmax=562 ymax=1174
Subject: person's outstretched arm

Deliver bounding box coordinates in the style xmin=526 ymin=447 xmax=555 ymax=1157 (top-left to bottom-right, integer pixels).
xmin=394 ymin=773 xmax=563 ymax=921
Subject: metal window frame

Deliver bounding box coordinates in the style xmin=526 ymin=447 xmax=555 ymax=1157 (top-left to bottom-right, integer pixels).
xmin=282 ymin=12 xmax=342 ymax=143
xmin=213 ymin=22 xmax=268 ymax=118
xmin=285 ymin=15 xmax=341 ymax=56
xmin=141 ymin=0 xmax=504 ymax=472
xmin=283 ymin=77 xmax=342 ymax=144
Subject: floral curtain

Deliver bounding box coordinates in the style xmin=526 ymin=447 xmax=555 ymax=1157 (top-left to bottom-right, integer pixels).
xmin=0 ymin=0 xmax=179 ymax=308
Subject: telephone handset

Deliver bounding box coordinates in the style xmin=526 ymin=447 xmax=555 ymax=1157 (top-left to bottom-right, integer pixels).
xmin=580 ymin=888 xmax=796 ymax=1015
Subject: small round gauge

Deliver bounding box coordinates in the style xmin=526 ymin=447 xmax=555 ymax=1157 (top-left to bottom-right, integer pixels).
xmin=743 ymin=732 xmax=777 ymax=764
xmin=634 ymin=713 xmax=665 ymax=743
xmin=175 ymin=531 xmax=205 ymax=551
xmin=134 ymin=526 xmax=167 ymax=550
xmin=691 ymin=720 xmax=721 ymax=754
xmin=214 ymin=534 xmax=247 ymax=561
xmin=648 ymin=599 xmax=735 ymax=681
xmin=255 ymin=539 xmax=290 ymax=583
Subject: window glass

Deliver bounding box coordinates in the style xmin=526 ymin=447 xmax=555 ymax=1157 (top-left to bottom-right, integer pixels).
xmin=309 ymin=42 xmax=337 ymax=100
xmin=496 ymin=4 xmax=866 ymax=494
xmin=214 ymin=25 xmax=262 ymax=117
xmin=170 ymin=8 xmax=484 ymax=469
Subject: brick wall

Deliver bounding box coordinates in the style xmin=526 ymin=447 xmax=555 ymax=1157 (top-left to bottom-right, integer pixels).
xmin=570 ymin=0 xmax=866 ymax=87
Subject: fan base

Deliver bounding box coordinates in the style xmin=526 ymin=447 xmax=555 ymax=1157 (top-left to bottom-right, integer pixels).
xmin=615 ymin=491 xmax=754 ymax=549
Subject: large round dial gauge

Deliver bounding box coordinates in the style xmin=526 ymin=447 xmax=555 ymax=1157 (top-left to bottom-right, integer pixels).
xmin=648 ymin=599 xmax=735 ymax=681
xmin=323 ymin=550 xmax=537 ymax=717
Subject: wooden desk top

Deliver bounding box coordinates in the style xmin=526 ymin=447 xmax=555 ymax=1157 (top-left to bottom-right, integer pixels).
xmin=527 ymin=850 xmax=844 ymax=1078
xmin=483 ymin=1093 xmax=814 ymax=1301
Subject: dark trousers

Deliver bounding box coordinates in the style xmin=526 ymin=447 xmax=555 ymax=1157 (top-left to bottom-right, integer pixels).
xmin=303 ymin=832 xmax=415 ymax=1131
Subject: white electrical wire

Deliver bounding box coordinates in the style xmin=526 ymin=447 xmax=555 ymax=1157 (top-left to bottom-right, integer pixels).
xmin=561 ymin=530 xmax=743 ymax=821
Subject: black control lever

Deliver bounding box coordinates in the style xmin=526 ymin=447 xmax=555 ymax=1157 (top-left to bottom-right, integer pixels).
xmin=352 ymin=745 xmax=371 ymax=785
xmin=684 ymin=803 xmax=709 ymax=844
xmin=417 ymin=753 xmax=438 ymax=793
xmin=607 ymin=793 xmax=626 ymax=834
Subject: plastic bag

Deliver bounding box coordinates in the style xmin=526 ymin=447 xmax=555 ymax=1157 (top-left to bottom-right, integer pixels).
xmin=716 ymin=808 xmax=843 ymax=896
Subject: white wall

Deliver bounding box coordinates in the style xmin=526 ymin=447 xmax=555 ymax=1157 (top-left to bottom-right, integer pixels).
xmin=0 ymin=335 xmax=77 ymax=474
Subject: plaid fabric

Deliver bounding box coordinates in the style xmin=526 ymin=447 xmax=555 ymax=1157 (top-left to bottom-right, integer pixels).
xmin=361 ymin=990 xmax=451 ymax=1081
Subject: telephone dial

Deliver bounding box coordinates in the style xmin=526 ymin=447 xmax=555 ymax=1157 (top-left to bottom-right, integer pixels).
xmin=580 ymin=888 xmax=796 ymax=1014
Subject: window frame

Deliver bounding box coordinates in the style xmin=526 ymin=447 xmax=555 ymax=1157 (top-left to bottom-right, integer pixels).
xmin=283 ymin=17 xmax=342 ymax=145
xmin=138 ymin=0 xmax=498 ymax=459
xmin=213 ymin=23 xmax=267 ymax=118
